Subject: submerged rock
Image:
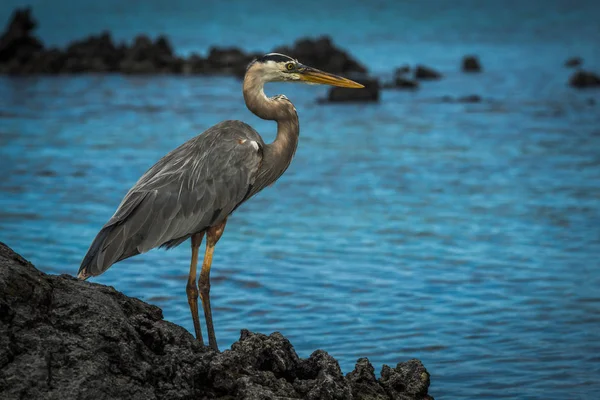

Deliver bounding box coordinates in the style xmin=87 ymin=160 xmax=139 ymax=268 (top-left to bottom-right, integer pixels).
xmin=461 ymin=55 xmax=482 ymax=72
xmin=393 ymin=76 xmax=419 ymax=90
xmin=0 ymin=242 xmax=433 ymax=399
xmin=322 ymin=77 xmax=380 ymax=103
xmin=441 ymin=94 xmax=483 ymax=103
xmin=395 ymin=65 xmax=411 ymax=75
xmin=569 ymin=70 xmax=600 ymax=88
xmin=564 ymin=57 xmax=582 ymax=68
xmin=382 ymin=66 xmax=419 ymax=90
xmin=414 ymin=65 xmax=442 ymax=80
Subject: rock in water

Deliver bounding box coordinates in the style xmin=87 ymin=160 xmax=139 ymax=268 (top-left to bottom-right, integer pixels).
xmin=461 ymin=55 xmax=482 ymax=72
xmin=414 ymin=65 xmax=442 ymax=80
xmin=273 ymin=35 xmax=368 ymax=75
xmin=324 ymin=77 xmax=380 ymax=103
xmin=0 ymin=7 xmax=43 ymax=64
xmin=564 ymin=57 xmax=582 ymax=68
xmin=393 ymin=76 xmax=419 ymax=90
xmin=569 ymin=70 xmax=600 ymax=88
xmin=0 ymin=241 xmax=434 ymax=399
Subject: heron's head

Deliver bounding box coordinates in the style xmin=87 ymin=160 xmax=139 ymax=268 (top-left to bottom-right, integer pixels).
xmin=247 ymin=53 xmax=364 ymax=88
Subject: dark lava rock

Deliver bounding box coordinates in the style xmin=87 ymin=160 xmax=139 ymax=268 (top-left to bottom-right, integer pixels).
xmin=394 ymin=76 xmax=419 ymax=90
xmin=395 ymin=65 xmax=411 ymax=75
xmin=441 ymin=94 xmax=482 ymax=103
xmin=206 ymin=46 xmax=261 ymax=77
xmin=381 ymin=67 xmax=418 ymax=90
xmin=564 ymin=57 xmax=582 ymax=68
xmin=323 ymin=77 xmax=380 ymax=103
xmin=1 ymin=9 xmax=370 ymax=78
xmin=462 ymin=55 xmax=482 ymax=72
xmin=0 ymin=241 xmax=433 ymax=399
xmin=64 ymin=31 xmax=123 ymax=73
xmin=458 ymin=94 xmax=482 ymax=103
xmin=380 ymin=361 xmax=433 ymax=400
xmin=0 ymin=7 xmax=43 ymax=66
xmin=414 ymin=65 xmax=442 ymax=80
xmin=273 ymin=35 xmax=368 ymax=75
xmin=182 ymin=52 xmax=208 ymax=75
xmin=569 ymin=70 xmax=600 ymax=88
xmin=382 ymin=76 xmax=419 ymax=90
xmin=120 ymin=34 xmax=180 ymax=74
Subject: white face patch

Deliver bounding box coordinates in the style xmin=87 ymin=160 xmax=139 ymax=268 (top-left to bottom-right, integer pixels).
xmin=257 ymin=60 xmax=300 ymax=82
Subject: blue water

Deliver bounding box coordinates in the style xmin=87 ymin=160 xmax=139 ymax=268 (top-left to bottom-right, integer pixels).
xmin=2 ymin=1 xmax=600 ymax=398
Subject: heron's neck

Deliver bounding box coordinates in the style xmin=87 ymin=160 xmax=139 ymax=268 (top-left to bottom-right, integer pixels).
xmin=243 ymin=75 xmax=299 ymax=186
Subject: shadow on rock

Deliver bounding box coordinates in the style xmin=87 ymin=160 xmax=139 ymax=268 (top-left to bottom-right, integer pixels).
xmin=0 ymin=242 xmax=433 ymax=400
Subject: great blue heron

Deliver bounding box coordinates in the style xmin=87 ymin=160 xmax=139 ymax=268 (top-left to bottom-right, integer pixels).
xmin=78 ymin=53 xmax=363 ymax=351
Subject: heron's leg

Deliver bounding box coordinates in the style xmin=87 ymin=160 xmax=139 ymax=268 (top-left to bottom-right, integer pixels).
xmin=199 ymin=218 xmax=227 ymax=351
xmin=187 ymin=232 xmax=204 ymax=343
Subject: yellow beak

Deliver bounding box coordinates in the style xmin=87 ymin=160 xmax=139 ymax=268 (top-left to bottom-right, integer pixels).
xmin=298 ymin=65 xmax=364 ymax=88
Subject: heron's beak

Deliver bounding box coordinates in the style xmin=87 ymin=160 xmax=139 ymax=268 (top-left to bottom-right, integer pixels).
xmin=298 ymin=65 xmax=364 ymax=88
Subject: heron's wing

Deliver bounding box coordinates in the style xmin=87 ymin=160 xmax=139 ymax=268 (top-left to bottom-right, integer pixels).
xmin=79 ymin=121 xmax=263 ymax=277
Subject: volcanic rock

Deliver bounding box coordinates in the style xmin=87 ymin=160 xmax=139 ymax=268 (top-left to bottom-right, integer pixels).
xmin=395 ymin=65 xmax=411 ymax=75
xmin=63 ymin=31 xmax=123 ymax=73
xmin=0 ymin=8 xmax=370 ymax=79
xmin=564 ymin=57 xmax=582 ymax=68
xmin=461 ymin=55 xmax=482 ymax=72
xmin=441 ymin=94 xmax=483 ymax=103
xmin=569 ymin=70 xmax=600 ymax=88
xmin=414 ymin=65 xmax=442 ymax=80
xmin=120 ymin=34 xmax=180 ymax=74
xmin=0 ymin=241 xmax=433 ymax=399
xmin=323 ymin=77 xmax=380 ymax=103
xmin=273 ymin=35 xmax=367 ymax=75
xmin=205 ymin=46 xmax=261 ymax=77
xmin=0 ymin=7 xmax=43 ymax=68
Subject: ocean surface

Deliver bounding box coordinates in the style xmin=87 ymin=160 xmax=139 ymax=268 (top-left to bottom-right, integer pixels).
xmin=1 ymin=1 xmax=600 ymax=398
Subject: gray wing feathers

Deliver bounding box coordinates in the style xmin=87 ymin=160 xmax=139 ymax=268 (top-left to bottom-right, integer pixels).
xmin=79 ymin=121 xmax=263 ymax=278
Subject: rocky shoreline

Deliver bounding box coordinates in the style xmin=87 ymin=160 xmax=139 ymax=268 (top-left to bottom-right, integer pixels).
xmin=0 ymin=241 xmax=434 ymax=400
xmin=2 ymin=6 xmax=598 ymax=101
xmin=0 ymin=8 xmax=366 ymax=79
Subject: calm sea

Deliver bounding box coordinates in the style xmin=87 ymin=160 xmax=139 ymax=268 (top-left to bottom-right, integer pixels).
xmin=1 ymin=1 xmax=600 ymax=398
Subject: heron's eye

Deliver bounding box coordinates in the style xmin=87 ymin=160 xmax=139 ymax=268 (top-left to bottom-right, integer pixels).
xmin=285 ymin=62 xmax=295 ymax=71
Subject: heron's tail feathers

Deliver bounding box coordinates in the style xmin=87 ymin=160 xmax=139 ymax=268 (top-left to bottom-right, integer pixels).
xmin=78 ymin=224 xmax=139 ymax=280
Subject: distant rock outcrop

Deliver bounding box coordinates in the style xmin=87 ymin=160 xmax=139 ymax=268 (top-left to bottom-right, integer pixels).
xmin=414 ymin=65 xmax=442 ymax=80
xmin=441 ymin=94 xmax=483 ymax=103
xmin=0 ymin=241 xmax=433 ymax=400
xmin=564 ymin=57 xmax=583 ymax=68
xmin=569 ymin=70 xmax=600 ymax=88
xmin=382 ymin=66 xmax=419 ymax=90
xmin=0 ymin=7 xmax=43 ymax=70
xmin=461 ymin=55 xmax=482 ymax=72
xmin=391 ymin=76 xmax=419 ymax=89
xmin=0 ymin=8 xmax=367 ymax=78
xmin=272 ymin=36 xmax=368 ymax=76
xmin=322 ymin=77 xmax=380 ymax=103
